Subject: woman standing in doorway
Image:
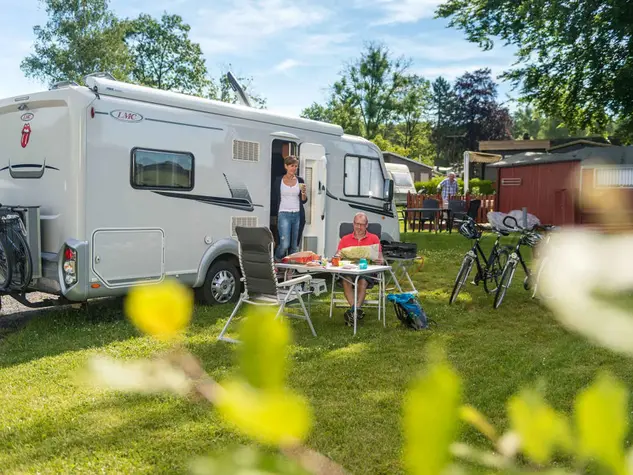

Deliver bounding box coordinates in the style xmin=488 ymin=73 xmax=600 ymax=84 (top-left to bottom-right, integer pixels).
xmin=271 ymin=156 xmax=308 ymax=260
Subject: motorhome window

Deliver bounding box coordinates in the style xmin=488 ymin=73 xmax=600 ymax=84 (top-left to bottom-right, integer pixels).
xmin=131 ymin=148 xmax=194 ymax=190
xmin=392 ymin=172 xmax=414 ymax=187
xmin=344 ymin=155 xmax=385 ymax=198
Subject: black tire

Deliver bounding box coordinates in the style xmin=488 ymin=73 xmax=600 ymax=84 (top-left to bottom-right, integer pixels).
xmin=450 ymin=255 xmax=474 ymax=304
xmin=0 ymin=234 xmax=14 ymax=291
xmin=483 ymin=246 xmax=510 ymax=294
xmin=9 ymin=230 xmax=32 ymax=292
xmin=493 ymin=260 xmax=517 ymax=309
xmin=198 ymin=260 xmax=241 ymax=305
xmin=532 ymin=257 xmax=555 ymax=300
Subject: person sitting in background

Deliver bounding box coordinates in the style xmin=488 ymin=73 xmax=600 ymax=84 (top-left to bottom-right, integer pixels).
xmin=271 ymin=156 xmax=308 ymax=261
xmin=335 ymin=212 xmax=383 ymax=325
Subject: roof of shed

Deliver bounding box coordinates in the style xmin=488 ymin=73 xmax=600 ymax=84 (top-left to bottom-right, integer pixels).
xmin=488 ymin=145 xmax=633 ymax=168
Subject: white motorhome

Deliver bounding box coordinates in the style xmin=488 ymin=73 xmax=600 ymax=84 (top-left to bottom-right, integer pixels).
xmin=385 ymin=163 xmax=416 ymax=205
xmin=0 ymin=74 xmax=398 ymax=306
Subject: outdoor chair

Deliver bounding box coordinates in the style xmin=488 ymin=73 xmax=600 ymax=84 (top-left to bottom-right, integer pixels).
xmin=331 ymin=222 xmax=384 ymax=316
xmin=419 ymin=198 xmax=440 ymax=232
xmin=446 ymin=200 xmax=467 ymax=233
xmin=218 ymin=226 xmax=316 ymax=343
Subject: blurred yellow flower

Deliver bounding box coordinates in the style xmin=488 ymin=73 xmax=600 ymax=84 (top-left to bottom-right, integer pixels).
xmin=216 ymin=379 xmax=312 ymax=447
xmin=125 ymin=279 xmax=193 ymax=341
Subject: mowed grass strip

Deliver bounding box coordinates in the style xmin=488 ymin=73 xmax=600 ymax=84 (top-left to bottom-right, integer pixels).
xmin=1 ymin=232 xmax=632 ymax=474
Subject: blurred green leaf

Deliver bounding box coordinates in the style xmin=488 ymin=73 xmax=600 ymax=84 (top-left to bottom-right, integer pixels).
xmin=238 ymin=307 xmax=291 ymax=390
xmin=403 ymin=346 xmax=462 ymax=475
xmin=507 ymin=388 xmax=572 ymax=464
xmin=190 ymin=445 xmax=310 ymax=475
xmin=216 ymin=379 xmax=312 ymax=447
xmin=575 ymin=372 xmax=628 ymax=474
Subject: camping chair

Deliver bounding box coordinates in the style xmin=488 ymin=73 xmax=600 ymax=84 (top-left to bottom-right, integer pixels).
xmin=218 ymin=226 xmax=316 ymax=343
xmin=330 ymin=222 xmax=384 ymax=316
xmin=446 ymin=200 xmax=467 ymax=233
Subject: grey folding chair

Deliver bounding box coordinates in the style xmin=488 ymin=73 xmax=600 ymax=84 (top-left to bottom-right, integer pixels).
xmin=218 ymin=226 xmax=316 ymax=343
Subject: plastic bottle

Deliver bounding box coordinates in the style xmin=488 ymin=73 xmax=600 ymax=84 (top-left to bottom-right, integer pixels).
xmin=359 ymin=258 xmax=368 ymax=270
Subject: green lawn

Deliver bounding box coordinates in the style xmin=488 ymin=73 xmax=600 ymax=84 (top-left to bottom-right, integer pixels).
xmin=1 ymin=232 xmax=632 ymax=474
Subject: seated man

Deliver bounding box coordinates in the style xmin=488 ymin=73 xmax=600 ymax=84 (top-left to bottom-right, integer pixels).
xmin=335 ymin=212 xmax=383 ymax=325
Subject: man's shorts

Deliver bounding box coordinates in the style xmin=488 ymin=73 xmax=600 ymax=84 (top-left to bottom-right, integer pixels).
xmin=335 ymin=273 xmax=378 ymax=290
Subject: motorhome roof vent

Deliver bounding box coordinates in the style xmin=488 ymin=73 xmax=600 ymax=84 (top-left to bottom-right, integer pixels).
xmin=232 ymin=140 xmax=260 ymax=162
xmin=231 ymin=216 xmax=258 ymax=238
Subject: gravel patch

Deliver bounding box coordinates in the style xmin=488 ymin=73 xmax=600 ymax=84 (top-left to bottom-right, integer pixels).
xmin=0 ymin=292 xmax=65 ymax=337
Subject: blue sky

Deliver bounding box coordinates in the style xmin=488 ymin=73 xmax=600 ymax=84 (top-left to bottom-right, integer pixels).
xmin=0 ymin=0 xmax=520 ymax=117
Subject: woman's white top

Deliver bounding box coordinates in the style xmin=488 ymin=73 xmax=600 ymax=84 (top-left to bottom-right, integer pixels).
xmin=279 ymin=180 xmax=300 ymax=212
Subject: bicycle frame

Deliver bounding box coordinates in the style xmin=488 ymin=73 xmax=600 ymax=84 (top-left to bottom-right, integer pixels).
xmin=468 ymin=232 xmax=506 ymax=283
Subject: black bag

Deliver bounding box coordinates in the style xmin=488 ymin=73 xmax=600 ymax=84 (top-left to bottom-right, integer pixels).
xmin=381 ymin=240 xmax=417 ymax=259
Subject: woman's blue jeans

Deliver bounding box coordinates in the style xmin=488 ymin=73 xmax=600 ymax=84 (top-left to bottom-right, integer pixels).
xmin=275 ymin=211 xmax=300 ymax=260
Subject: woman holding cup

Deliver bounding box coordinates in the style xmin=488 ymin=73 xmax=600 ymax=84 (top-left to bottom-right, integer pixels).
xmin=271 ymin=156 xmax=308 ymax=261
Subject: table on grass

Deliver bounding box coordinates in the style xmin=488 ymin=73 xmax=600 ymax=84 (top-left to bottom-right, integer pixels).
xmin=275 ymin=262 xmax=396 ymax=336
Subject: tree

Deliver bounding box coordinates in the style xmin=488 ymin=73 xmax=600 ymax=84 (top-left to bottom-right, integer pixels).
xmin=452 ymin=68 xmax=513 ymax=152
xmin=436 ymin=0 xmax=633 ymax=135
xmin=430 ymin=76 xmax=459 ymax=164
xmin=396 ymin=75 xmax=432 ymax=149
xmin=300 ymin=98 xmax=363 ymax=136
xmin=125 ymin=13 xmax=209 ymax=95
xmin=21 ymin=0 xmax=132 ymax=85
xmin=331 ymin=42 xmax=411 ymax=139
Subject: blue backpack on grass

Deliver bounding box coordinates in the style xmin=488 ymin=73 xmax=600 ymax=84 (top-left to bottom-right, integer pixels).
xmin=387 ymin=293 xmax=434 ymax=330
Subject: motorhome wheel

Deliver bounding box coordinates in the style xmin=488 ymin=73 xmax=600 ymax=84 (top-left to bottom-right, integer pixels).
xmin=200 ymin=260 xmax=240 ymax=305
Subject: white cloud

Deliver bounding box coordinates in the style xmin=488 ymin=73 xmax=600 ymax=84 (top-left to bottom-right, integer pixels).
xmin=289 ymin=32 xmax=356 ymax=57
xmin=274 ymin=59 xmax=301 ymax=72
xmin=381 ymin=34 xmax=511 ymax=63
xmin=413 ymin=63 xmax=514 ymax=82
xmin=193 ymin=0 xmax=331 ymax=55
xmin=357 ymin=0 xmax=444 ymax=25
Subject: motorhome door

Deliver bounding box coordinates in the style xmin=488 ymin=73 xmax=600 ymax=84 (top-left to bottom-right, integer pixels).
xmin=298 ymin=143 xmax=327 ymax=256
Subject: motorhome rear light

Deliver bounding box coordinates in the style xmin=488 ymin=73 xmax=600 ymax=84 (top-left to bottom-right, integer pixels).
xmin=64 ymin=247 xmax=76 ymax=260
xmin=90 ymin=107 xmax=95 ymax=118
xmin=62 ymin=245 xmax=77 ymax=287
xmin=91 ymin=283 xmax=100 ymax=289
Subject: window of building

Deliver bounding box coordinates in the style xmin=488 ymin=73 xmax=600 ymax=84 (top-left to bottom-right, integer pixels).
xmin=344 ymin=155 xmax=385 ymax=198
xmin=131 ymin=148 xmax=194 ymax=190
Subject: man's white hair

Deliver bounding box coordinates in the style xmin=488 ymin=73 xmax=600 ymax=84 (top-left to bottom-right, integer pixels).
xmin=354 ymin=212 xmax=369 ymax=224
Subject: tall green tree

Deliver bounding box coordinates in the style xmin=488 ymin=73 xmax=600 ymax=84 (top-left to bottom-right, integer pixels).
xmin=125 ymin=13 xmax=209 ymax=95
xmin=396 ymin=74 xmax=432 ymax=149
xmin=430 ymin=76 xmax=459 ymax=165
xmin=21 ymin=0 xmax=131 ymax=85
xmin=300 ymin=98 xmax=363 ymax=135
xmin=436 ymin=0 xmax=633 ymax=135
xmin=331 ymin=42 xmax=411 ymax=139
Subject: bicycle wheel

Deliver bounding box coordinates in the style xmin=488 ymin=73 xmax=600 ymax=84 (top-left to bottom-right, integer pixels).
xmin=532 ymin=256 xmax=555 ymax=300
xmin=450 ymin=255 xmax=475 ymax=304
xmin=8 ymin=228 xmax=33 ymax=291
xmin=483 ymin=246 xmax=510 ymax=294
xmin=493 ymin=260 xmax=517 ymax=309
xmin=0 ymin=234 xmax=13 ymax=291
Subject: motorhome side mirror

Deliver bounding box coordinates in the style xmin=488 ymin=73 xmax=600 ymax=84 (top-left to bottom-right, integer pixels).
xmin=384 ymin=178 xmax=394 ymax=202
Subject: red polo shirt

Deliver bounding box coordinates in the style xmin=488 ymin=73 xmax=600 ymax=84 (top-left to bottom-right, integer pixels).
xmin=337 ymin=232 xmax=381 ymax=252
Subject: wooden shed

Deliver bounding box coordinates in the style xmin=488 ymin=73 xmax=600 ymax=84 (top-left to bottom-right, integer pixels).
xmin=488 ymin=146 xmax=633 ymax=228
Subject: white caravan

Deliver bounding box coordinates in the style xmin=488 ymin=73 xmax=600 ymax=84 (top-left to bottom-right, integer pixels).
xmin=0 ymin=74 xmax=398 ymax=306
xmin=385 ymin=163 xmax=416 ymax=205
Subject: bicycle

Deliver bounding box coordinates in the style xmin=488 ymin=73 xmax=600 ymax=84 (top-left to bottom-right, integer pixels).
xmin=529 ymin=225 xmax=559 ymax=301
xmin=449 ymin=217 xmax=512 ymax=304
xmin=0 ymin=204 xmax=33 ymax=293
xmin=492 ymin=215 xmax=544 ymax=309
